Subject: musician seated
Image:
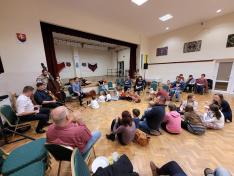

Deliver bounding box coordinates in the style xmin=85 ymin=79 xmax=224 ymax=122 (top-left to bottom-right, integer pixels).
xmin=34 ymin=83 xmax=62 ymax=109
xmin=16 ymin=86 xmax=50 ymax=134
xmin=72 ymin=77 xmax=84 ymax=105
xmin=36 ymin=69 xmax=49 ymax=85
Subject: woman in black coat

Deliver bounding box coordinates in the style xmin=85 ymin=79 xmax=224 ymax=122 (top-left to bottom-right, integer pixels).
xmin=213 ymin=93 xmax=232 ymax=122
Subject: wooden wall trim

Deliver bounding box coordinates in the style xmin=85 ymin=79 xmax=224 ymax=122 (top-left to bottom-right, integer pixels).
xmin=149 ymin=59 xmax=214 ymax=65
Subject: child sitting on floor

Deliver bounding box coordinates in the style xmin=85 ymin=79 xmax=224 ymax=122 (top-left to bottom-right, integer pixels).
xmin=202 ymin=104 xmax=224 ymax=130
xmin=88 ymin=96 xmax=100 ymax=109
xmin=129 ymin=90 xmax=141 ymax=103
xmin=132 ymin=109 xmax=141 ymax=128
xmin=98 ymin=91 xmax=106 ymax=103
xmin=106 ymin=92 xmax=112 ymax=102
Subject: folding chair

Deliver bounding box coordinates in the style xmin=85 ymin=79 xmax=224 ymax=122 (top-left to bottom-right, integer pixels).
xmin=44 ymin=144 xmax=73 ymax=176
xmin=108 ymin=81 xmax=115 ymax=91
xmin=0 ymin=105 xmax=32 ymax=140
xmin=71 ymin=148 xmax=90 ymax=176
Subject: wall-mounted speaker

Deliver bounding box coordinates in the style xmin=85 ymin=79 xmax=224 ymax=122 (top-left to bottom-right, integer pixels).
xmin=143 ymin=63 xmax=148 ymax=69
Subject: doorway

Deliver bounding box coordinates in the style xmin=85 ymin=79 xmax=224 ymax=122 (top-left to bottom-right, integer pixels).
xmin=214 ymin=61 xmax=234 ymax=93
xmin=118 ymin=61 xmax=124 ymax=77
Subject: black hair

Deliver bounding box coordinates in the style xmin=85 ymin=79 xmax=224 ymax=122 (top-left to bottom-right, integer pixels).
xmin=36 ymin=82 xmax=44 ymax=88
xmin=132 ymin=109 xmax=140 ymax=117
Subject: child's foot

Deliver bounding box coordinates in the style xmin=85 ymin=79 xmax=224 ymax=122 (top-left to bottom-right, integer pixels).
xmin=204 ymin=168 xmax=214 ymax=176
xmin=150 ymin=130 xmax=161 ymax=136
xmin=150 ymin=161 xmax=159 ymax=176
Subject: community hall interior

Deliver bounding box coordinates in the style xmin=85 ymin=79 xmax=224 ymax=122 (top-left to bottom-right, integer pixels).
xmin=1 ymin=0 xmax=234 ymax=176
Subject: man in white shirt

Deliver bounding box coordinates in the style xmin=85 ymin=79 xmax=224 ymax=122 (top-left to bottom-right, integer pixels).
xmin=16 ymin=86 xmax=50 ymax=133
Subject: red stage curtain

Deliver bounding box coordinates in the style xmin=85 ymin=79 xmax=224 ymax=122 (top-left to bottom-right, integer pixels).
xmin=129 ymin=47 xmax=137 ymax=78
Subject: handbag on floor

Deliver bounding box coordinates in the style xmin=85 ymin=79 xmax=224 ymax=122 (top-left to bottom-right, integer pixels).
xmin=134 ymin=129 xmax=150 ymax=146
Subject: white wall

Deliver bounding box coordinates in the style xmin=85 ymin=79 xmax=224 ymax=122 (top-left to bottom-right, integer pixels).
xmin=117 ymin=48 xmax=131 ymax=73
xmin=55 ymin=45 xmax=75 ymax=79
xmin=54 ymin=45 xmax=113 ymax=78
xmin=146 ymin=12 xmax=234 ymax=82
xmin=0 ymin=0 xmax=142 ymax=94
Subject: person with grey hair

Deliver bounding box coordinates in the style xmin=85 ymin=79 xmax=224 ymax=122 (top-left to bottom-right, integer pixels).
xmin=46 ymin=106 xmax=101 ymax=155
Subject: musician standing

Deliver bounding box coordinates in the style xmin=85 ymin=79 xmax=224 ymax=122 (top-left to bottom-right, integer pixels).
xmin=34 ymin=83 xmax=61 ymax=109
xmin=36 ymin=69 xmax=49 ymax=86
xmin=72 ymin=77 xmax=84 ymax=106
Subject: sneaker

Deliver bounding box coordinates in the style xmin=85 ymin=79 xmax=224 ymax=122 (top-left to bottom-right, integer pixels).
xmin=106 ymin=133 xmax=115 ymax=141
xmin=36 ymin=129 xmax=46 ymax=134
xmin=204 ymin=168 xmax=214 ymax=176
xmin=150 ymin=130 xmax=161 ymax=136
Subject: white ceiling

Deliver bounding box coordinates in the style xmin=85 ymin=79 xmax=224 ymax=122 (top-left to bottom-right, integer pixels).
xmin=58 ymin=0 xmax=234 ymax=37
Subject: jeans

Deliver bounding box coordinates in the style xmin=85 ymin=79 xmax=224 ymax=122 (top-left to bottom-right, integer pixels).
xmin=157 ymin=161 xmax=187 ymax=176
xmin=214 ymin=167 xmax=231 ymax=176
xmin=42 ymin=102 xmax=61 ymax=109
xmin=185 ymin=84 xmax=194 ymax=92
xmin=169 ymin=89 xmax=181 ymax=100
xmin=82 ymin=131 xmax=101 ymax=155
xmin=195 ymin=85 xmax=204 ymax=94
xmin=20 ymin=108 xmax=50 ymax=132
xmin=139 ymin=120 xmax=151 ymax=134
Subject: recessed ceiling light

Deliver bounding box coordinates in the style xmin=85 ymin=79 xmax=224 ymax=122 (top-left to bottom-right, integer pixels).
xmin=131 ymin=0 xmax=149 ymax=6
xmin=159 ymin=14 xmax=173 ymax=22
xmin=216 ymin=9 xmax=222 ymax=13
xmin=166 ymin=27 xmax=169 ymax=30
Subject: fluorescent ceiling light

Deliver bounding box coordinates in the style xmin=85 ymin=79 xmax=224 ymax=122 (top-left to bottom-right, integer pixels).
xmin=216 ymin=9 xmax=222 ymax=13
xmin=159 ymin=14 xmax=173 ymax=22
xmin=131 ymin=0 xmax=149 ymax=6
xmin=166 ymin=27 xmax=169 ymax=30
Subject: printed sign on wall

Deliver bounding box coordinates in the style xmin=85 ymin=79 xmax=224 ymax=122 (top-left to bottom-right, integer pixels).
xmin=156 ymin=46 xmax=168 ymax=56
xmin=226 ymin=34 xmax=234 ymax=48
xmin=183 ymin=40 xmax=202 ymax=53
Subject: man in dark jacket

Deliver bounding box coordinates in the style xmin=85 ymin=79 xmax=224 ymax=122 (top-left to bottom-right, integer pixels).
xmin=139 ymin=96 xmax=166 ymax=135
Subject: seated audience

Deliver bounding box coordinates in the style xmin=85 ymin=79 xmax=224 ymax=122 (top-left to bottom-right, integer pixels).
xmin=139 ymin=96 xmax=166 ymax=135
xmin=132 ymin=109 xmax=141 ymax=128
xmin=124 ymin=76 xmax=132 ymax=92
xmin=150 ymin=161 xmax=231 ymax=176
xmin=169 ymin=78 xmax=183 ymax=101
xmin=181 ymin=105 xmax=206 ymax=135
xmin=119 ymin=89 xmax=132 ymax=101
xmin=72 ymin=77 xmax=85 ymax=105
xmin=134 ymin=76 xmax=145 ymax=94
xmin=184 ymin=75 xmax=196 ymax=92
xmin=46 ymin=106 xmax=101 ymax=154
xmin=34 ymin=82 xmax=62 ymax=108
xmin=202 ymin=104 xmax=224 ymax=129
xmin=106 ymin=111 xmax=136 ymax=145
xmin=179 ymin=94 xmax=198 ymax=113
xmin=110 ymin=90 xmax=120 ymax=101
xmin=155 ymin=87 xmax=170 ymax=100
xmin=178 ymin=73 xmax=185 ymax=82
xmin=98 ymin=79 xmax=108 ymax=94
xmin=161 ymin=102 xmax=182 ymax=134
xmin=213 ymin=93 xmax=232 ymax=122
xmin=195 ymin=74 xmax=208 ymax=94
xmin=98 ymin=91 xmax=106 ymax=103
xmin=16 ymin=86 xmax=50 ymax=133
xmin=88 ymin=96 xmax=100 ymax=109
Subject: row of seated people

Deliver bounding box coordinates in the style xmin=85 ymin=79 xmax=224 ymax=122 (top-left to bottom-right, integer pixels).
xmin=167 ymin=74 xmax=212 ymax=101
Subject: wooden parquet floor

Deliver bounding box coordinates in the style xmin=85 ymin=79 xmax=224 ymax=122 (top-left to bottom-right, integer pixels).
xmin=2 ymin=92 xmax=234 ymax=176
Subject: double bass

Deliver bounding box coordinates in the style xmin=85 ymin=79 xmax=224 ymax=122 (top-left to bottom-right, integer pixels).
xmin=40 ymin=63 xmax=64 ymax=102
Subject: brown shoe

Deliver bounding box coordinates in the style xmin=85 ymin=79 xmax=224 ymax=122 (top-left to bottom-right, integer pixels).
xmin=150 ymin=161 xmax=159 ymax=176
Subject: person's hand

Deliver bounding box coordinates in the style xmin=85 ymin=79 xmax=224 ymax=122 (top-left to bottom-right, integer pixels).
xmin=72 ymin=110 xmax=82 ymax=123
xmin=52 ymin=100 xmax=56 ymax=103
xmin=34 ymin=109 xmax=39 ymax=114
